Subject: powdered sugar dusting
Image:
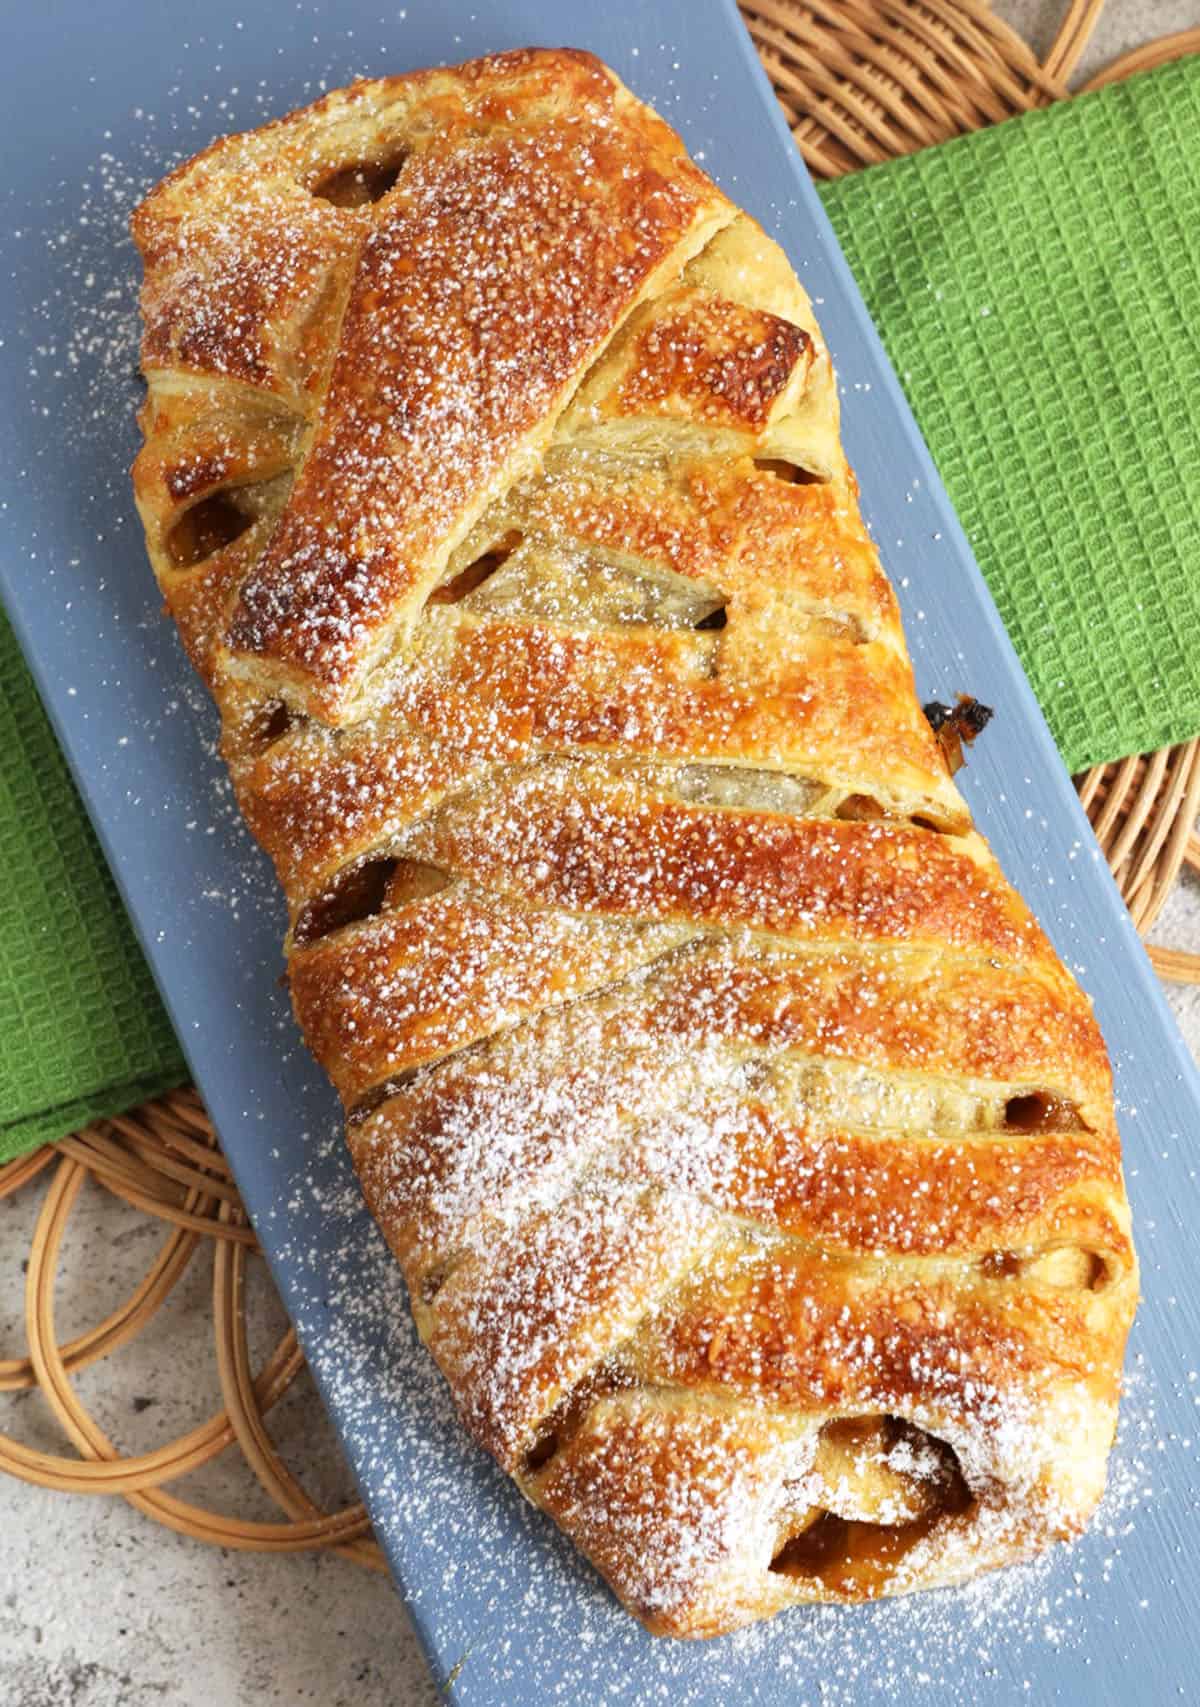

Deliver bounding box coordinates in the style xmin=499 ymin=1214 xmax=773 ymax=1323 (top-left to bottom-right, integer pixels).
xmin=273 ymin=1123 xmax=1161 ymax=1703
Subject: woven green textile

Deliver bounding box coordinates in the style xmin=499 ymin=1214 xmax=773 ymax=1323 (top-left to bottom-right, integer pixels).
xmin=820 ymin=57 xmax=1200 ymax=775
xmin=3 ymin=59 xmax=1200 ymax=1163
xmin=0 ymin=609 xmax=185 ymax=1163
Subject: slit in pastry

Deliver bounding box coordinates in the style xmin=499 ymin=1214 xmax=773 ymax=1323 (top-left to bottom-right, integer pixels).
xmin=249 ymin=699 xmax=299 ymax=750
xmin=519 ymin=1364 xmax=633 ymax=1479
xmin=694 ymin=605 xmax=728 ymax=631
xmin=165 ymin=472 xmax=292 ymax=569
xmin=752 ymin=456 xmax=823 ymax=485
xmin=439 ymin=536 xmax=727 ymax=634
xmin=981 ymin=1246 xmax=1110 ymax=1291
xmin=166 ymin=490 xmax=255 ymax=568
xmin=1003 ymin=1091 xmax=1080 ymax=1134
xmin=429 ymin=532 xmax=524 ymax=605
xmin=769 ymin=1416 xmax=972 ymax=1595
xmin=293 ymin=855 xmax=450 ymax=946
xmin=311 ymin=151 xmax=410 ymax=207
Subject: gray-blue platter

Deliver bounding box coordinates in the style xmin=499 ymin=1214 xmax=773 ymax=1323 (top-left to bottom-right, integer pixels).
xmin=2 ymin=1 xmax=1198 ymax=1700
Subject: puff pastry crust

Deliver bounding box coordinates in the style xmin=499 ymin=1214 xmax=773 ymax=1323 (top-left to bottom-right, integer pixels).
xmin=131 ymin=48 xmax=1137 ymax=1637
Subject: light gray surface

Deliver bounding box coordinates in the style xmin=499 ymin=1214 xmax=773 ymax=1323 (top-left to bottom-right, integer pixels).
xmin=993 ymin=0 xmax=1200 ymax=80
xmin=2 ymin=3 xmax=1196 ymax=1703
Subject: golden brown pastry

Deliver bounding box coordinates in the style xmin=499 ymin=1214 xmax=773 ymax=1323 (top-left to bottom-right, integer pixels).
xmin=131 ymin=48 xmax=1137 ymax=1638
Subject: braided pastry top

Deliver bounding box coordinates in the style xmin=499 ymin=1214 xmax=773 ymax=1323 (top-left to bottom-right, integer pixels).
xmin=132 ymin=48 xmax=1136 ymax=1638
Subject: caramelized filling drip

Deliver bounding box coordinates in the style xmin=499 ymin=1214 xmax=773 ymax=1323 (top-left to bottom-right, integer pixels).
xmin=923 ymin=694 xmax=994 ymax=777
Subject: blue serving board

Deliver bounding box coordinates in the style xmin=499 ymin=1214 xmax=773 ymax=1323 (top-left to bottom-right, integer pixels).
xmin=2 ymin=2 xmax=1198 ymax=1701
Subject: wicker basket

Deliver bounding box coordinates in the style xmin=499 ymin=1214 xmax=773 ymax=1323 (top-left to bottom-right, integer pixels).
xmin=2 ymin=0 xmax=1197 ymax=1568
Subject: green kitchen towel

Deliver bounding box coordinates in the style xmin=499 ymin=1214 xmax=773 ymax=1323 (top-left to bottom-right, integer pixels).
xmin=820 ymin=55 xmax=1200 ymax=775
xmin=3 ymin=57 xmax=1200 ymax=1162
xmin=0 ymin=609 xmax=185 ymax=1163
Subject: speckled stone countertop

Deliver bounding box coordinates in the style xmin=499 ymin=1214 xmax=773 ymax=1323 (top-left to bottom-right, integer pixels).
xmin=2 ymin=4 xmax=1197 ymax=1701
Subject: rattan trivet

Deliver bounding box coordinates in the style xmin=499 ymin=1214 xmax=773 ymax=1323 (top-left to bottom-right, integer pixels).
xmin=3 ymin=0 xmax=1198 ymax=1568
